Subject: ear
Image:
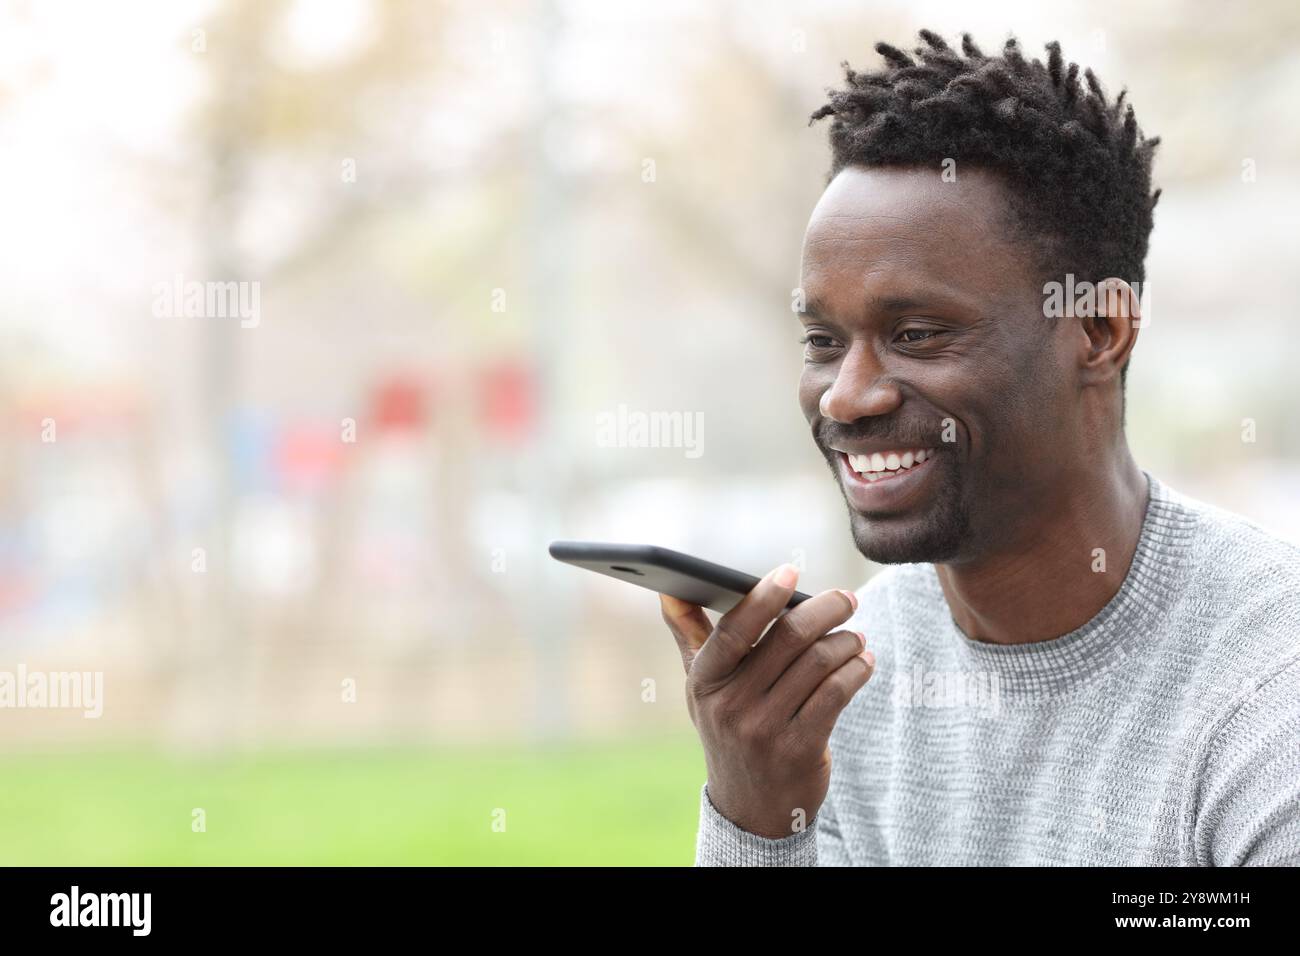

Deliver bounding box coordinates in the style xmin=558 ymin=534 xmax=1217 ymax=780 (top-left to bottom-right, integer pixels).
xmin=1077 ymin=278 xmax=1140 ymax=387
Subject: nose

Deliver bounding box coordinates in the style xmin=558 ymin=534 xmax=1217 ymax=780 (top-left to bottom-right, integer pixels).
xmin=818 ymin=343 xmax=903 ymax=423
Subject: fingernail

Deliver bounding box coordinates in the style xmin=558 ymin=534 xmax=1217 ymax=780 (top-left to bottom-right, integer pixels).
xmin=773 ymin=564 xmax=798 ymax=588
xmin=861 ymin=650 xmax=876 ymax=668
xmin=855 ymin=631 xmax=867 ymax=650
xmin=838 ymin=589 xmax=859 ymax=611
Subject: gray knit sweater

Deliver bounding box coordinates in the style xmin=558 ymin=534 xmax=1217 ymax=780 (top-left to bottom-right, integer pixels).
xmin=695 ymin=472 xmax=1300 ymax=866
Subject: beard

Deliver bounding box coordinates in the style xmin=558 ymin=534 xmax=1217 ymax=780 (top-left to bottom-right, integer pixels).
xmin=818 ymin=443 xmax=974 ymax=565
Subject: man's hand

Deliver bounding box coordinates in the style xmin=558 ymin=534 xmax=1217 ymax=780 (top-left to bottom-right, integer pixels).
xmin=661 ymin=563 xmax=875 ymax=840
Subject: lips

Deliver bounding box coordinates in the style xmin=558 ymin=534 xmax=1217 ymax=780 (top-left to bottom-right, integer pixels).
xmin=835 ymin=448 xmax=940 ymax=513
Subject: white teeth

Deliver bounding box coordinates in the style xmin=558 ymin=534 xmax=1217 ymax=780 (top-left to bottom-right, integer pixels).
xmin=845 ymin=448 xmax=935 ymax=477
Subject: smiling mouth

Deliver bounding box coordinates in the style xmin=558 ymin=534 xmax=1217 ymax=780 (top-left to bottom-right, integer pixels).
xmin=839 ymin=447 xmax=937 ymax=482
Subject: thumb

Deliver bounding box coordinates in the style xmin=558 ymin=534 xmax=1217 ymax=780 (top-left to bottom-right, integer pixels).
xmin=659 ymin=593 xmax=712 ymax=675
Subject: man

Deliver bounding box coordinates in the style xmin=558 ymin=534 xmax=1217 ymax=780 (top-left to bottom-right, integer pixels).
xmin=662 ymin=30 xmax=1300 ymax=866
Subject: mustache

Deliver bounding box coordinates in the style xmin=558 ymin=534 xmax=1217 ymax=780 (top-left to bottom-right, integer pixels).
xmin=813 ymin=419 xmax=940 ymax=450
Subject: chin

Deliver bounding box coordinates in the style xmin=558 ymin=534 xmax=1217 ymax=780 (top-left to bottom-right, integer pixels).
xmin=846 ymin=501 xmax=971 ymax=565
xmin=850 ymin=523 xmax=958 ymax=564
xmin=820 ymin=443 xmax=975 ymax=565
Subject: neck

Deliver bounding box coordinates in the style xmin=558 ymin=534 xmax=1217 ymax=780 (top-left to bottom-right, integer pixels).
xmin=934 ymin=448 xmax=1149 ymax=646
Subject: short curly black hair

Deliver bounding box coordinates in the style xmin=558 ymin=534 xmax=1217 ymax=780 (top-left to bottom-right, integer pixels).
xmin=809 ymin=30 xmax=1161 ymax=386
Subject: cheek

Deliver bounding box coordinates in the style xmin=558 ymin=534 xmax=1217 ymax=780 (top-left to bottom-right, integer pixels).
xmin=798 ymin=366 xmax=829 ymax=420
xmin=958 ymin=382 xmax=1042 ymax=464
xmin=1000 ymin=335 xmax=1071 ymax=440
xmin=937 ymin=333 xmax=1040 ymax=447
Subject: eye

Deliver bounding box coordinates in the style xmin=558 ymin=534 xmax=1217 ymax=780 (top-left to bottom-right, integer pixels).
xmin=896 ymin=328 xmax=938 ymax=344
xmin=800 ymin=333 xmax=838 ymax=350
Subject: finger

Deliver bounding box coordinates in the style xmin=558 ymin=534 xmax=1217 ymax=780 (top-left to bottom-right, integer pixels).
xmin=766 ymin=629 xmax=867 ymax=720
xmin=743 ymin=587 xmax=858 ymax=691
xmin=659 ymin=593 xmax=712 ymax=674
xmin=690 ymin=563 xmax=800 ymax=686
xmin=790 ymin=651 xmax=875 ymax=742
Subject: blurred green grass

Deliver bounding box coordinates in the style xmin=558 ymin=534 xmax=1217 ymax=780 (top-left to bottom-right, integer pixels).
xmin=0 ymin=734 xmax=704 ymax=865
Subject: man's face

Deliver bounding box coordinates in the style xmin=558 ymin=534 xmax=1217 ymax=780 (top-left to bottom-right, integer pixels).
xmin=798 ymin=165 xmax=1078 ymax=566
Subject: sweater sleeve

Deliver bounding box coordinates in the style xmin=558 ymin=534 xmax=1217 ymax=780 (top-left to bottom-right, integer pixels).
xmin=693 ymin=782 xmax=838 ymax=866
xmin=816 ymin=787 xmax=852 ymax=866
xmin=1193 ymin=655 xmax=1300 ymax=866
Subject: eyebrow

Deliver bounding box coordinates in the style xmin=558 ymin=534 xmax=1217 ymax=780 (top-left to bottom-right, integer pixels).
xmin=801 ymin=292 xmax=958 ymax=322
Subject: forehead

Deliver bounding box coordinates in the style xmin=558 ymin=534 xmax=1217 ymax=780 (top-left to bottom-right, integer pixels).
xmin=801 ymin=165 xmax=1030 ymax=306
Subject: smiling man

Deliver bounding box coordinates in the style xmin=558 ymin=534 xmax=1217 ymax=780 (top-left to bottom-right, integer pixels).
xmin=662 ymin=30 xmax=1300 ymax=866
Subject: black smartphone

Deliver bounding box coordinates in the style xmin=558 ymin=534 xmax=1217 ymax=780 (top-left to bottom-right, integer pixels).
xmin=547 ymin=540 xmax=813 ymax=613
